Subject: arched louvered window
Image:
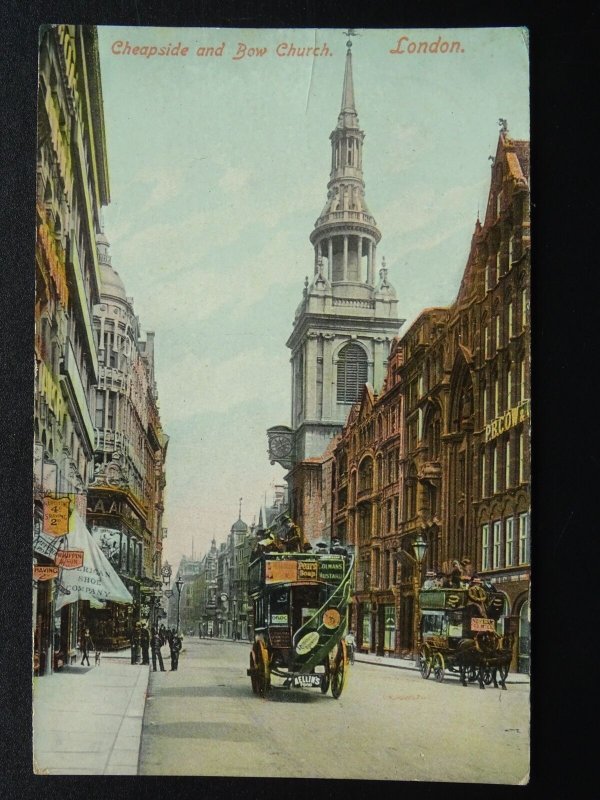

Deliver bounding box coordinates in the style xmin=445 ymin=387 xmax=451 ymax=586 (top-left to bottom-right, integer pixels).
xmin=337 ymin=343 xmax=368 ymax=403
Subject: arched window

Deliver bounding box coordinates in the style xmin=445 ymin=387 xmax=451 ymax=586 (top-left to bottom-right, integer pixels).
xmin=358 ymin=456 xmax=373 ymax=492
xmin=337 ymin=343 xmax=368 ymax=403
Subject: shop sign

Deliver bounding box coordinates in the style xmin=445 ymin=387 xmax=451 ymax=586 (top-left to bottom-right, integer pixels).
xmin=485 ymin=399 xmax=530 ymax=442
xmin=470 ymin=617 xmax=496 ymax=632
xmin=55 ymin=549 xmax=84 ymax=569
xmin=318 ymin=558 xmax=345 ymax=582
xmin=297 ymin=561 xmax=318 ymax=581
xmin=43 ymin=496 xmax=70 ymax=536
xmin=265 ymin=560 xmax=298 ymax=583
xmin=34 ymin=565 xmax=59 ymax=581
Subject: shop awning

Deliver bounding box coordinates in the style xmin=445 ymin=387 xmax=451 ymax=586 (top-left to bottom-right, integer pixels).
xmin=55 ymin=511 xmax=133 ymax=611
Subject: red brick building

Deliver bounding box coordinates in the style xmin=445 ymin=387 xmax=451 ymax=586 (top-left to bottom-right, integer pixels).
xmin=332 ymin=127 xmax=530 ymax=670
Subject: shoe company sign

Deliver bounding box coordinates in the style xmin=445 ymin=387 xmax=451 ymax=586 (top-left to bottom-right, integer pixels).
xmin=484 ymin=400 xmax=530 ymax=443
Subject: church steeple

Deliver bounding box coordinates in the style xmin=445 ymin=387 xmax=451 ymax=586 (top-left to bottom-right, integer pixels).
xmin=310 ymin=38 xmax=381 ymax=286
xmin=275 ymin=34 xmax=402 ymax=468
xmin=339 ymin=44 xmax=358 ymax=125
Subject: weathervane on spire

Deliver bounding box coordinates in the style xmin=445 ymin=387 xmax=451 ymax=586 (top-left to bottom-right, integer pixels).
xmin=343 ymin=28 xmax=358 ymax=48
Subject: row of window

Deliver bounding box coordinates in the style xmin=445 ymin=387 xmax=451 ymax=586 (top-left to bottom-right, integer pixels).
xmin=482 ymin=359 xmax=528 ymax=423
xmin=481 ymin=431 xmax=528 ymax=496
xmin=483 ymin=288 xmax=528 ymax=356
xmin=484 ymin=231 xmax=526 ymax=293
xmin=482 ymin=512 xmax=530 ymax=570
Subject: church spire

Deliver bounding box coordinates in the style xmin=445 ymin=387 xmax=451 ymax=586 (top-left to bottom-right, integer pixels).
xmin=309 ymin=34 xmax=381 ymax=287
xmin=339 ymin=44 xmax=358 ymax=125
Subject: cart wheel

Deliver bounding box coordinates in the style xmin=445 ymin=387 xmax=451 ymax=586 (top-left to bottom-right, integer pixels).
xmin=330 ymin=640 xmax=347 ymax=699
xmin=433 ymin=652 xmax=445 ymax=682
xmin=255 ymin=640 xmax=271 ymax=697
xmin=418 ymin=645 xmax=432 ymax=679
xmin=249 ymin=650 xmax=259 ymax=695
xmin=467 ymin=666 xmax=479 ymax=683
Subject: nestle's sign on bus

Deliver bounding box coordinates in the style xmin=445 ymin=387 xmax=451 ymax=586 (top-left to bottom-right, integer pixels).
xmin=485 ymin=400 xmax=530 ymax=442
xmin=470 ymin=617 xmax=496 ymax=633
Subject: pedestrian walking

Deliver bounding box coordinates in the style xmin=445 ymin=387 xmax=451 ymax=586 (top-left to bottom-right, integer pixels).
xmin=140 ymin=623 xmax=150 ymax=665
xmin=130 ymin=622 xmax=141 ymax=665
xmin=345 ymin=630 xmax=356 ymax=665
xmin=169 ymin=631 xmax=183 ymax=671
xmin=159 ymin=624 xmax=167 ymax=646
xmin=151 ymin=626 xmax=166 ymax=672
xmin=80 ymin=628 xmax=94 ymax=666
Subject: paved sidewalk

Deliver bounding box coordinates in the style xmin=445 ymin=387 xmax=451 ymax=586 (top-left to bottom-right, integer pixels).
xmin=33 ymin=654 xmax=149 ymax=775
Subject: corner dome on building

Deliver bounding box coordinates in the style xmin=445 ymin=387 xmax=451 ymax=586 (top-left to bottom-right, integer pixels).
xmin=99 ymin=261 xmax=127 ymax=301
xmin=231 ymin=517 xmax=248 ymax=533
xmin=97 ymin=232 xmax=127 ymax=301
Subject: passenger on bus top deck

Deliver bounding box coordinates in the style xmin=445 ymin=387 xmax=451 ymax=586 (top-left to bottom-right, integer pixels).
xmin=330 ymin=537 xmax=347 ymax=555
xmin=460 ymin=558 xmax=473 ymax=579
xmin=423 ymin=571 xmax=437 ymax=590
xmin=450 ymin=560 xmax=463 ymax=587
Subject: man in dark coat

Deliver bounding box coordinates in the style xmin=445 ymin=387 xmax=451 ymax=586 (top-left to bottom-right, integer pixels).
xmin=140 ymin=623 xmax=150 ymax=665
xmin=80 ymin=628 xmax=93 ymax=666
xmin=130 ymin=623 xmax=141 ymax=665
xmin=169 ymin=632 xmax=183 ymax=671
xmin=151 ymin=626 xmax=166 ymax=672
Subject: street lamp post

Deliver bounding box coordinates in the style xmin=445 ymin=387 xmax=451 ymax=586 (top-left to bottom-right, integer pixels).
xmin=411 ymin=533 xmax=428 ymax=665
xmin=398 ymin=533 xmax=428 ymax=665
xmin=175 ymin=576 xmax=184 ymax=633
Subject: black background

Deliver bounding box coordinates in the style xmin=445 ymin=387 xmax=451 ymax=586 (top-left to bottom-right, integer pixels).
xmin=1 ymin=1 xmax=596 ymax=798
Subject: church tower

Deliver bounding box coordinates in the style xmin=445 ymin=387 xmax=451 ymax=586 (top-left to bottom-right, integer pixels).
xmin=269 ymin=39 xmax=404 ymax=468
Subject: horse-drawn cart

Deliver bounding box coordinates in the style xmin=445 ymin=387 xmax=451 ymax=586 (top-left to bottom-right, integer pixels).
xmin=418 ymin=582 xmax=514 ymax=689
xmin=247 ymin=549 xmax=354 ymax=698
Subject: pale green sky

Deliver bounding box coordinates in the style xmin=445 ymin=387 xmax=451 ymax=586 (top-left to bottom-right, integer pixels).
xmin=96 ymin=27 xmax=529 ymax=565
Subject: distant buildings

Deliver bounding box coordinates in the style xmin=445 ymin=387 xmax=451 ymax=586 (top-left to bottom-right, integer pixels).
xmin=176 ymin=489 xmax=288 ymax=640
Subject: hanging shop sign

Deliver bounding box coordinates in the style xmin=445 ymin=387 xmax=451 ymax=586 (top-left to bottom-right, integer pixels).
xmin=55 ymin=549 xmax=84 ymax=569
xmin=470 ymin=617 xmax=496 ymax=633
xmin=43 ymin=496 xmax=70 ymax=536
xmin=34 ymin=565 xmax=59 ymax=581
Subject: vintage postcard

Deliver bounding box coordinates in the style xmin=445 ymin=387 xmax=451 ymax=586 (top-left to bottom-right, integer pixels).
xmin=32 ymin=25 xmax=530 ymax=781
